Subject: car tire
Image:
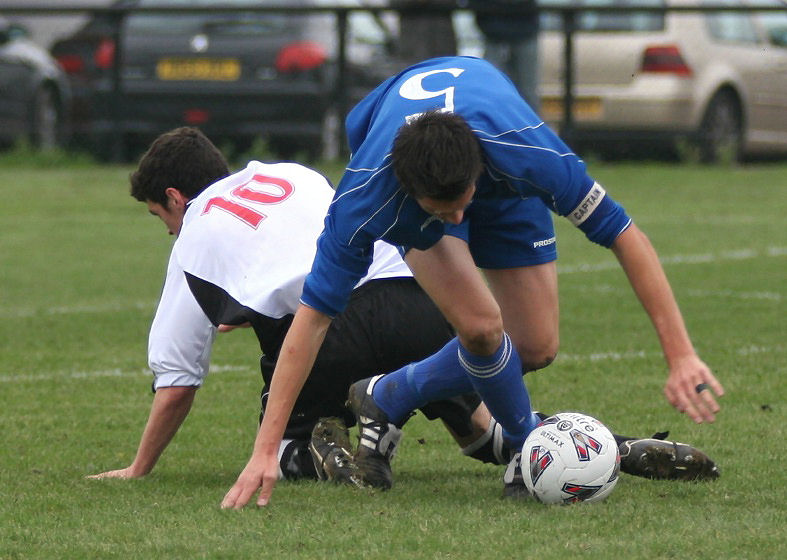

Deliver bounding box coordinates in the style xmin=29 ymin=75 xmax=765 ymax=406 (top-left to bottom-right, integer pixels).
xmin=697 ymin=90 xmax=742 ymax=164
xmin=29 ymin=85 xmax=61 ymax=150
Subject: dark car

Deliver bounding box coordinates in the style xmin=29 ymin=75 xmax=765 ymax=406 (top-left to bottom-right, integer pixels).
xmin=0 ymin=17 xmax=70 ymax=150
xmin=51 ymin=0 xmax=400 ymax=161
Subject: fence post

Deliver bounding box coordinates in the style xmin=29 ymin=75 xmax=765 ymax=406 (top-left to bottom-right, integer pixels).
xmin=335 ymin=8 xmax=349 ymax=158
xmin=559 ymin=8 xmax=577 ymax=146
xmin=108 ymin=8 xmax=124 ymax=162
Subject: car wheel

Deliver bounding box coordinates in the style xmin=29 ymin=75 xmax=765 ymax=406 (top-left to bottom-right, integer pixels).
xmin=30 ymin=85 xmax=60 ymax=150
xmin=697 ymin=90 xmax=742 ymax=163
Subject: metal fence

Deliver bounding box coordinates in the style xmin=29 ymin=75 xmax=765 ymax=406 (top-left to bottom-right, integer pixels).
xmin=1 ymin=2 xmax=785 ymax=156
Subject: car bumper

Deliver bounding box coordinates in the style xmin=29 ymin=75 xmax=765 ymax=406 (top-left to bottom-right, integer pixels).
xmin=539 ymin=76 xmax=699 ymax=136
xmin=67 ymin=82 xmax=336 ymax=139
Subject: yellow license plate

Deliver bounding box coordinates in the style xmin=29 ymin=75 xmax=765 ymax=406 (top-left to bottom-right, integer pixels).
xmin=540 ymin=97 xmax=603 ymax=121
xmin=156 ymin=58 xmax=241 ymax=81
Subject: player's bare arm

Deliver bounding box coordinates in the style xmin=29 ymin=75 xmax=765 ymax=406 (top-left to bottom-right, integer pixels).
xmin=221 ymin=304 xmax=332 ymax=509
xmin=610 ymin=224 xmax=724 ymax=423
xmin=87 ymin=386 xmax=197 ymax=479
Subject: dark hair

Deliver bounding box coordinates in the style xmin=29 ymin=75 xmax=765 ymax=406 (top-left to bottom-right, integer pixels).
xmin=391 ymin=110 xmax=483 ymax=201
xmin=129 ymin=127 xmax=230 ymax=206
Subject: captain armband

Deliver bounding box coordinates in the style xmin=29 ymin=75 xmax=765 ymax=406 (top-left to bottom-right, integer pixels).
xmin=567 ymin=182 xmax=606 ymax=227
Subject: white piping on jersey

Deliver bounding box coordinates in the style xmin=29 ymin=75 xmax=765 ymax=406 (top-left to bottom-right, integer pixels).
xmin=378 ymin=195 xmax=410 ymax=241
xmin=470 ymin=120 xmax=547 ymax=138
xmin=333 ymin=155 xmax=393 ymax=204
xmin=476 ymin=134 xmax=585 ymax=215
xmin=483 ymin=153 xmax=559 ymax=211
xmin=485 ymin=158 xmax=552 ymax=197
xmin=478 ymin=136 xmax=579 ymax=159
xmin=332 ymin=153 xmax=411 ymax=247
xmin=347 ymin=189 xmax=402 ymax=246
xmin=420 ymin=215 xmax=442 ymax=231
xmin=616 ymin=218 xmax=633 ymax=238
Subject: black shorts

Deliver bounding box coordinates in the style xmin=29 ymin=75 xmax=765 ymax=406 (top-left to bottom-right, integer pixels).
xmin=260 ymin=277 xmax=462 ymax=439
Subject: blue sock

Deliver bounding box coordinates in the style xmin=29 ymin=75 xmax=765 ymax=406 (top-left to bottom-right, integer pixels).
xmin=371 ymin=334 xmax=539 ymax=449
xmin=459 ymin=333 xmax=539 ymax=448
xmin=372 ymin=337 xmax=473 ymax=425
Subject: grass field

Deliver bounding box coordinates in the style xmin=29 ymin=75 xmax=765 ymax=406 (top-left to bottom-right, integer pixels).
xmin=0 ymin=157 xmax=785 ymax=559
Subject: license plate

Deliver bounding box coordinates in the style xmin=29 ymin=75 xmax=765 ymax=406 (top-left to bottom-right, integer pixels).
xmin=540 ymin=97 xmax=603 ymax=121
xmin=156 ymin=58 xmax=241 ymax=81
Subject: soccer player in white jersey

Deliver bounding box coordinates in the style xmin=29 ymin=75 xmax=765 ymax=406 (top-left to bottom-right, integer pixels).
xmin=86 ymin=127 xmax=498 ymax=483
xmin=221 ymin=56 xmax=723 ymax=509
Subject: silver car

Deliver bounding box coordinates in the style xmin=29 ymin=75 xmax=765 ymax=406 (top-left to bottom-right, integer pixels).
xmin=537 ymin=0 xmax=787 ymax=161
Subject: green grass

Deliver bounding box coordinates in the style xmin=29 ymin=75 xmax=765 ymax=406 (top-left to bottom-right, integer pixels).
xmin=0 ymin=160 xmax=785 ymax=559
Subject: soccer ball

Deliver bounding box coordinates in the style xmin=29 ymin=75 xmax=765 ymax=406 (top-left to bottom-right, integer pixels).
xmin=522 ymin=412 xmax=620 ymax=505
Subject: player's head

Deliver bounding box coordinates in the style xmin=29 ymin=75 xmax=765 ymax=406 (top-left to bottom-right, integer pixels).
xmin=130 ymin=126 xmax=229 ymax=208
xmin=392 ymin=109 xmax=483 ymax=211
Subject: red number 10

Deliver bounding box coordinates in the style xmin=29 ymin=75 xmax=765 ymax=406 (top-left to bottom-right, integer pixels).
xmin=201 ymin=174 xmax=294 ymax=228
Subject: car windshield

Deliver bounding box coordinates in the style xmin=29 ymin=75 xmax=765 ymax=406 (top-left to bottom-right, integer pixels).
xmin=126 ymin=0 xmax=298 ymax=35
xmin=540 ymin=0 xmax=666 ymax=32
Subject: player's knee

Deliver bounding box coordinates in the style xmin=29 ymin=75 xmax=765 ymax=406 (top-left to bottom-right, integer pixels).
xmin=456 ymin=316 xmax=504 ymax=355
xmin=519 ymin=341 xmax=558 ymax=373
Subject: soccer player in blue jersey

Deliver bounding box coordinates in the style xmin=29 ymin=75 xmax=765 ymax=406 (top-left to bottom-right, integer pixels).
xmin=221 ymin=56 xmax=724 ymax=508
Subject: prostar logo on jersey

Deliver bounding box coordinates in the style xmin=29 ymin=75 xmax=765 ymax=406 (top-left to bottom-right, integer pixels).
xmin=532 ymin=236 xmax=556 ymax=249
xmin=568 ymin=182 xmax=606 ymax=226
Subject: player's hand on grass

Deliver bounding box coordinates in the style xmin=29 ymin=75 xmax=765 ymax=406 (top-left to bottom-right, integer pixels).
xmin=664 ymin=354 xmax=724 ymax=424
xmin=86 ymin=467 xmax=141 ymax=480
xmin=220 ymin=452 xmax=280 ymax=509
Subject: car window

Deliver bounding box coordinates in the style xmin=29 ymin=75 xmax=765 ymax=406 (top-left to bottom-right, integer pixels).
xmin=126 ymin=0 xmax=298 ymax=35
xmin=347 ymin=11 xmax=393 ymax=46
xmin=703 ymin=0 xmax=760 ymax=44
xmin=754 ymin=0 xmax=787 ymax=46
xmin=540 ymin=0 xmax=666 ymax=32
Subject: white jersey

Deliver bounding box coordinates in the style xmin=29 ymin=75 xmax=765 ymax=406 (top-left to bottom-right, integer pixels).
xmin=148 ymin=161 xmax=412 ymax=390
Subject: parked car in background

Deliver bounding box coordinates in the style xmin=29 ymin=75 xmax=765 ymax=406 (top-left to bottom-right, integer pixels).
xmin=50 ymin=0 xmax=399 ymax=161
xmin=537 ymin=0 xmax=787 ymax=161
xmin=0 ymin=17 xmax=70 ymax=150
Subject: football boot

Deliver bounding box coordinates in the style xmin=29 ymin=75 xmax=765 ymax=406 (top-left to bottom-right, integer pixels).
xmin=308 ymin=417 xmax=366 ymax=488
xmin=619 ymin=434 xmax=720 ymax=481
xmin=346 ymin=375 xmax=403 ymax=490
xmin=502 ymin=451 xmax=531 ymax=499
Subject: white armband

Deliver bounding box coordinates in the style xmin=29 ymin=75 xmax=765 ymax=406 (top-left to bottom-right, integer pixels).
xmin=567 ymin=182 xmax=606 ymax=226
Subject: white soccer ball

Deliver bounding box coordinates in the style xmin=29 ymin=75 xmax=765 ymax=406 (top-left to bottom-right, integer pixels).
xmin=522 ymin=412 xmax=620 ymax=505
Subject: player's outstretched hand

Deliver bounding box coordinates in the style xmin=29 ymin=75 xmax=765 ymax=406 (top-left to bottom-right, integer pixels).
xmin=86 ymin=467 xmax=140 ymax=480
xmin=220 ymin=452 xmax=280 ymax=509
xmin=664 ymin=354 xmax=724 ymax=424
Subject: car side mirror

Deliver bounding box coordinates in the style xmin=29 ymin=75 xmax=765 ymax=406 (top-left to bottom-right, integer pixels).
xmin=769 ymin=26 xmax=787 ymax=47
xmin=0 ymin=22 xmax=30 ymax=45
xmin=8 ymin=23 xmax=30 ymax=40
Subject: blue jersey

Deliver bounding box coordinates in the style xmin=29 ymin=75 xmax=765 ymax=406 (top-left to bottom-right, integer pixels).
xmin=303 ymin=56 xmax=631 ymax=317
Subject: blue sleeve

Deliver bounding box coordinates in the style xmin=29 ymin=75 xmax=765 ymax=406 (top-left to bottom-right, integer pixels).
xmin=575 ymin=194 xmax=632 ymax=247
xmin=557 ymin=181 xmax=632 ymax=248
xmin=300 ymin=230 xmax=373 ymax=318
